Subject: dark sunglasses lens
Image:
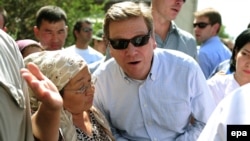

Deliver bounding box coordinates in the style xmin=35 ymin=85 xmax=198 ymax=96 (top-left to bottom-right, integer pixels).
xmin=83 ymin=28 xmax=92 ymax=32
xmin=131 ymin=35 xmax=149 ymax=46
xmin=198 ymin=23 xmax=207 ymax=28
xmin=193 ymin=23 xmax=208 ymax=29
xmin=110 ymin=40 xmax=129 ymax=49
xmin=109 ymin=31 xmax=150 ymax=50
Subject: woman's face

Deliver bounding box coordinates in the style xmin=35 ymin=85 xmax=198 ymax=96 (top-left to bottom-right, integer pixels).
xmin=234 ymin=42 xmax=250 ymax=85
xmin=62 ymin=66 xmax=95 ymax=114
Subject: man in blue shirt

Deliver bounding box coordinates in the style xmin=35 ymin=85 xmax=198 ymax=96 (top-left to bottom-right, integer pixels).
xmin=151 ymin=0 xmax=197 ymax=60
xmin=193 ymin=8 xmax=232 ymax=79
xmin=93 ymin=1 xmax=215 ymax=141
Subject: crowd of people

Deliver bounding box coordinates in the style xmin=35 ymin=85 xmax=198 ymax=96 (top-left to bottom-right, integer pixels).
xmin=1 ymin=0 xmax=250 ymax=141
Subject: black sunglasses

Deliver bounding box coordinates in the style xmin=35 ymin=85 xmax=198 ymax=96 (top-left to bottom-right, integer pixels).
xmin=109 ymin=30 xmax=151 ymax=50
xmin=193 ymin=22 xmax=211 ymax=29
xmin=82 ymin=27 xmax=93 ymax=33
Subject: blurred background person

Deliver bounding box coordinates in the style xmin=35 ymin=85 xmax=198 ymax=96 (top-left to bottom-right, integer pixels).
xmin=151 ymin=0 xmax=197 ymax=59
xmin=65 ymin=18 xmax=104 ymax=64
xmin=33 ymin=5 xmax=68 ymax=50
xmin=92 ymin=29 xmax=106 ymax=55
xmin=193 ymin=7 xmax=231 ymax=79
xmin=64 ymin=18 xmax=104 ymax=73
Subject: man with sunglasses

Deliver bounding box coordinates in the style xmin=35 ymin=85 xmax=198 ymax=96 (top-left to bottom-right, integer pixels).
xmin=151 ymin=0 xmax=197 ymax=60
xmin=93 ymin=1 xmax=215 ymax=141
xmin=64 ymin=18 xmax=104 ymax=72
xmin=193 ymin=8 xmax=231 ymax=79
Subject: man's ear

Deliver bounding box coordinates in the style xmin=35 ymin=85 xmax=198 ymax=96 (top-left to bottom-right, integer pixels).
xmin=213 ymin=23 xmax=220 ymax=34
xmin=33 ymin=26 xmax=39 ymax=40
xmin=3 ymin=26 xmax=7 ymax=32
xmin=65 ymin=26 xmax=68 ymax=36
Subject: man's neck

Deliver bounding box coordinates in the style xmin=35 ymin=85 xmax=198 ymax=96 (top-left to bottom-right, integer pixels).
xmin=153 ymin=13 xmax=172 ymax=40
xmin=75 ymin=41 xmax=89 ymax=49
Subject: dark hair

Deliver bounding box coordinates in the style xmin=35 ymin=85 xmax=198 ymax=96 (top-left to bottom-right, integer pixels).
xmin=229 ymin=29 xmax=250 ymax=72
xmin=194 ymin=8 xmax=222 ymax=33
xmin=72 ymin=18 xmax=92 ymax=41
xmin=36 ymin=5 xmax=67 ymax=28
xmin=0 ymin=7 xmax=8 ymax=27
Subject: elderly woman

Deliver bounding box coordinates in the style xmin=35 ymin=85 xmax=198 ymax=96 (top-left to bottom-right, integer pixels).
xmin=207 ymin=28 xmax=250 ymax=105
xmin=24 ymin=51 xmax=114 ymax=141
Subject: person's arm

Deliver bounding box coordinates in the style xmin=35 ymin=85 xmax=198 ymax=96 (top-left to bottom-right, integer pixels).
xmin=21 ymin=62 xmax=63 ymax=141
xmin=94 ymin=95 xmax=127 ymax=140
xmin=110 ymin=127 xmax=129 ymax=141
xmin=176 ymin=63 xmax=216 ymax=141
xmin=175 ymin=117 xmax=206 ymax=141
xmin=93 ymin=76 xmax=128 ymax=141
xmin=198 ymin=52 xmax=211 ymax=79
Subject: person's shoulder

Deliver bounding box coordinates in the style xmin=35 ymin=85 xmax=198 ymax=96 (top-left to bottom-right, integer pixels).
xmin=93 ymin=58 xmax=116 ymax=76
xmin=63 ymin=45 xmax=75 ymax=50
xmin=0 ymin=30 xmax=23 ymax=65
xmin=198 ymin=44 xmax=212 ymax=53
xmin=88 ymin=46 xmax=104 ymax=57
xmin=154 ymin=48 xmax=197 ymax=67
xmin=177 ymin=28 xmax=194 ymax=38
xmin=155 ymin=48 xmax=194 ymax=59
xmin=207 ymin=73 xmax=233 ymax=86
xmin=0 ymin=30 xmax=24 ymax=83
xmin=173 ymin=23 xmax=195 ymax=40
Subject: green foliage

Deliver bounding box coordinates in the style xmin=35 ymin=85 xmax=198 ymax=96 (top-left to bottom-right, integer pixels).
xmin=1 ymin=0 xmax=108 ymax=46
xmin=219 ymin=25 xmax=231 ymax=39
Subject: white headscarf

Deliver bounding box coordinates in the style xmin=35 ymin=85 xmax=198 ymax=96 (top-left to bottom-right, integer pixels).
xmin=24 ymin=51 xmax=113 ymax=141
xmin=24 ymin=50 xmax=87 ymax=141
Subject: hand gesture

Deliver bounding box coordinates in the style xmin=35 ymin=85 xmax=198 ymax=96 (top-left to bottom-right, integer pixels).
xmin=21 ymin=62 xmax=63 ymax=110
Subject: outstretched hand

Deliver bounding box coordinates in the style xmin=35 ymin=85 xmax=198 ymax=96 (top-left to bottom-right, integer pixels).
xmin=20 ymin=62 xmax=63 ymax=110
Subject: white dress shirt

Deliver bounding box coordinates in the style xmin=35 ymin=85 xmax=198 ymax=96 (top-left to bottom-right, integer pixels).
xmin=94 ymin=48 xmax=215 ymax=141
